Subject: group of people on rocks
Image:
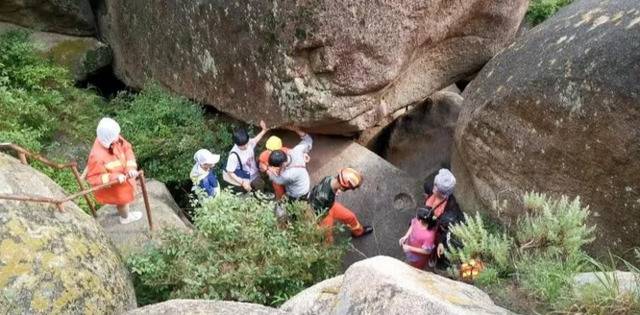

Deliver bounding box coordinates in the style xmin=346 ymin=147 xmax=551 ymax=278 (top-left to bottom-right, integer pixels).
xmin=86 ymin=117 xmax=464 ymax=271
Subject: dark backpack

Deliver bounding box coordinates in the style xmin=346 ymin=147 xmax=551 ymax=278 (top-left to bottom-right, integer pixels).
xmin=228 ymin=151 xmax=251 ymax=180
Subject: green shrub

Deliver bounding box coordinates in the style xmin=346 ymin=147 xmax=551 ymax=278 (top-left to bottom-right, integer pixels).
xmin=527 ymin=0 xmax=574 ymax=25
xmin=105 ymin=84 xmax=229 ymax=184
xmin=517 ymin=193 xmax=595 ymax=257
xmin=128 ymin=192 xmax=346 ymax=306
xmin=516 ymin=252 xmax=587 ymax=304
xmin=447 ymin=192 xmax=598 ymax=311
xmin=447 ymin=212 xmax=513 ymax=278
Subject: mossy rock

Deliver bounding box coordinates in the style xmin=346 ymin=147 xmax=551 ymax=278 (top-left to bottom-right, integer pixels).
xmin=0 ymin=153 xmax=136 ymax=314
xmin=0 ymin=22 xmax=112 ymax=81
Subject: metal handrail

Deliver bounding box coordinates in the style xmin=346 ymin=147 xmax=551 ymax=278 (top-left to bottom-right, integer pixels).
xmin=0 ymin=143 xmax=154 ymax=231
xmin=0 ymin=142 xmax=97 ymax=216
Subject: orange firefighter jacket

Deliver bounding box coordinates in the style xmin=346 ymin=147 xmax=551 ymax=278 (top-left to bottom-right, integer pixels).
xmin=86 ymin=136 xmax=137 ymax=205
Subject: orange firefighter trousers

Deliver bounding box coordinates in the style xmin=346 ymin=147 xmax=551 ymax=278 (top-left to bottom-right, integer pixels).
xmin=320 ymin=202 xmax=364 ymax=243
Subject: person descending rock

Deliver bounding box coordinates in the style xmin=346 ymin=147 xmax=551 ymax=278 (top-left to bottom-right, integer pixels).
xmin=399 ymin=207 xmax=438 ymax=270
xmin=223 ymin=120 xmax=268 ymax=193
xmin=265 ymin=127 xmax=312 ymax=201
xmin=258 ymin=136 xmax=289 ymax=200
xmin=308 ymin=168 xmax=374 ymax=243
xmin=423 ymin=168 xmax=465 ymax=268
xmin=190 ymin=149 xmax=221 ymax=198
xmin=86 ymin=117 xmax=143 ymax=225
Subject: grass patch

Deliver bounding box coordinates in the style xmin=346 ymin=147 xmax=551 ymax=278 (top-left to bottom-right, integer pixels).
xmin=527 ymin=0 xmax=574 ymax=25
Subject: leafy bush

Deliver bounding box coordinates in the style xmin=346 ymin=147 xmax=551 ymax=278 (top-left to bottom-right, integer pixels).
xmin=527 ymin=0 xmax=574 ymax=25
xmin=447 ymin=212 xmax=513 ymax=278
xmin=0 ymin=30 xmax=103 ymax=212
xmin=105 ymin=84 xmax=230 ymax=185
xmin=517 ymin=193 xmax=595 ymax=257
xmin=447 ymin=192 xmax=597 ymax=311
xmin=128 ymin=192 xmax=346 ymax=306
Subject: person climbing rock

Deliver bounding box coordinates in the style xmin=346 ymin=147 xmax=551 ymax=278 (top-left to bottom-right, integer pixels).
xmin=258 ymin=136 xmax=289 ymax=200
xmin=423 ymin=168 xmax=465 ymax=269
xmin=86 ymin=117 xmax=143 ymax=225
xmin=266 ymin=127 xmax=312 ymax=201
xmin=190 ymin=149 xmax=221 ymax=198
xmin=399 ymin=207 xmax=438 ymax=270
xmin=308 ymin=167 xmax=374 ymax=243
xmin=223 ymin=120 xmax=268 ymax=193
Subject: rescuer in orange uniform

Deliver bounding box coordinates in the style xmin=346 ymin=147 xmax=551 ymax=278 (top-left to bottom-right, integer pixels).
xmin=86 ymin=118 xmax=143 ymax=224
xmin=308 ymin=168 xmax=373 ymax=243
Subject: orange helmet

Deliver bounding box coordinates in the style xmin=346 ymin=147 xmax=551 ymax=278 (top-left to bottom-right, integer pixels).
xmin=338 ymin=168 xmax=363 ymax=190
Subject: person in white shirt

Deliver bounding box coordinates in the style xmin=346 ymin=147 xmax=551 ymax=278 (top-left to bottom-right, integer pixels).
xmin=223 ymin=120 xmax=269 ymax=193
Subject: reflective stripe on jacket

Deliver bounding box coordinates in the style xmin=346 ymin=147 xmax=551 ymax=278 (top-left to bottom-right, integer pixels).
xmin=86 ymin=136 xmax=137 ymax=205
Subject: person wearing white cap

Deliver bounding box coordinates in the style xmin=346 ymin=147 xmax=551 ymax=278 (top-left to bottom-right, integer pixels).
xmin=190 ymin=149 xmax=221 ymax=198
xmin=86 ymin=117 xmax=143 ymax=224
xmin=422 ymin=168 xmax=465 ymax=269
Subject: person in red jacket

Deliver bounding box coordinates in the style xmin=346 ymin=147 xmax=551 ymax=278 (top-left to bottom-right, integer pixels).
xmin=86 ymin=117 xmax=142 ymax=224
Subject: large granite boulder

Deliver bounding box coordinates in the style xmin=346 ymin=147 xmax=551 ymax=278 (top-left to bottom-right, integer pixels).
xmin=95 ymin=0 xmax=527 ymax=134
xmin=280 ymin=276 xmax=343 ymax=315
xmin=453 ymin=0 xmax=640 ymax=258
xmin=0 ymin=22 xmax=111 ymax=81
xmin=0 ymin=0 xmax=95 ymax=36
xmin=126 ymin=299 xmax=285 ymax=315
xmin=0 ymin=153 xmax=136 ymax=314
xmin=281 ymin=256 xmax=513 ymax=314
xmin=96 ymin=179 xmax=191 ymax=258
xmin=377 ymin=88 xmax=463 ymax=183
xmin=303 ymin=136 xmax=422 ymax=268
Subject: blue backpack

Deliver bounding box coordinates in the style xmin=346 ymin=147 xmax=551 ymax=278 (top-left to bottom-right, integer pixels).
xmin=229 ymin=152 xmax=251 ymax=180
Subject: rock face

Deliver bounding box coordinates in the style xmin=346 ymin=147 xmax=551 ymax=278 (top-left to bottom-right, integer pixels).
xmin=0 ymin=0 xmax=95 ymax=36
xmin=96 ymin=179 xmax=191 ymax=258
xmin=281 ymin=276 xmax=343 ymax=315
xmin=303 ymin=136 xmax=422 ymax=268
xmin=0 ymin=153 xmax=136 ymax=314
xmin=0 ymin=22 xmax=111 ymax=81
xmin=378 ymin=89 xmax=463 ymax=183
xmin=126 ymin=299 xmax=285 ymax=315
xmin=453 ymin=0 xmax=640 ymax=258
xmin=281 ymin=256 xmax=512 ymax=315
xmin=95 ymin=0 xmax=528 ymax=134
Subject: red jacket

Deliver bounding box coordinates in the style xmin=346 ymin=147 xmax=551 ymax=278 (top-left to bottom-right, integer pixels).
xmin=86 ymin=136 xmax=137 ymax=205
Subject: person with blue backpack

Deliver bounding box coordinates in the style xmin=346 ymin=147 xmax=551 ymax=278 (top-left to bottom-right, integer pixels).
xmin=190 ymin=149 xmax=221 ymax=197
xmin=223 ymin=120 xmax=269 ymax=193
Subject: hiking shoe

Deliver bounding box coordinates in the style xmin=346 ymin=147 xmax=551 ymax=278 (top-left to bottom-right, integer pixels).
xmin=119 ymin=211 xmax=143 ymax=225
xmin=354 ymin=225 xmax=374 ymax=238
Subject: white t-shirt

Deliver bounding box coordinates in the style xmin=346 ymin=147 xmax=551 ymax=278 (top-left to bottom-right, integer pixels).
xmin=224 ymin=140 xmax=259 ymax=182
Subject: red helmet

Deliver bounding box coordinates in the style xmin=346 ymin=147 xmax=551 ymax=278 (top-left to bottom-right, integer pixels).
xmin=338 ymin=168 xmax=363 ymax=190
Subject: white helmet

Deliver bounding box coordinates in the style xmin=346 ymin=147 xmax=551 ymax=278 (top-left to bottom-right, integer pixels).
xmin=96 ymin=117 xmax=121 ymax=148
